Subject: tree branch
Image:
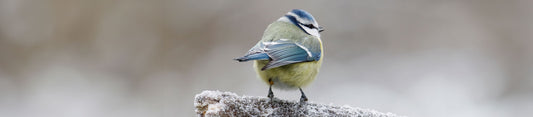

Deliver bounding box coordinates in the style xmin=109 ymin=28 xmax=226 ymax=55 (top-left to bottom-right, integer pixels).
xmin=194 ymin=90 xmax=403 ymax=117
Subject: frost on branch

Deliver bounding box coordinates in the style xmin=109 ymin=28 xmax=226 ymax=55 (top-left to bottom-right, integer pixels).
xmin=194 ymin=90 xmax=403 ymax=117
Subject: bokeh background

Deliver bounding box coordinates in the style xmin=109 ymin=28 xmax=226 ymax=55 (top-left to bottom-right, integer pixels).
xmin=1 ymin=0 xmax=532 ymax=117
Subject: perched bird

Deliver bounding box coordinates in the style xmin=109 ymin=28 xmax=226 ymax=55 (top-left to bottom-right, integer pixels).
xmin=235 ymin=9 xmax=324 ymax=103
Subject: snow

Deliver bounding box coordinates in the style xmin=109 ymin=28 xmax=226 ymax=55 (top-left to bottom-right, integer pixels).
xmin=194 ymin=90 xmax=403 ymax=117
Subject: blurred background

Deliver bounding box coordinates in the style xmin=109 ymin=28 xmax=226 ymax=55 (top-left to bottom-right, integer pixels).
xmin=1 ymin=0 xmax=532 ymax=117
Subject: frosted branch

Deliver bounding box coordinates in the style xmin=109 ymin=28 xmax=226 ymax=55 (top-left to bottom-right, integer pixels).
xmin=194 ymin=90 xmax=403 ymax=117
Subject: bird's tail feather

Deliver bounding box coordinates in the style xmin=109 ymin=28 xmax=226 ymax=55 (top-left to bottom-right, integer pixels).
xmin=234 ymin=53 xmax=270 ymax=62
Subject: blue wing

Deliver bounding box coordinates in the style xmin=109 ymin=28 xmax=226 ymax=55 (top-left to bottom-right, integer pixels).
xmin=235 ymin=39 xmax=321 ymax=70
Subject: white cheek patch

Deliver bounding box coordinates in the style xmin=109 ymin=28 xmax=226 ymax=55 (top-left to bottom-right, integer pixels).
xmin=299 ymin=24 xmax=321 ymax=37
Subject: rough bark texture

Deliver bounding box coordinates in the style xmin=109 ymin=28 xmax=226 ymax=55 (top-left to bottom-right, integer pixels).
xmin=194 ymin=90 xmax=403 ymax=117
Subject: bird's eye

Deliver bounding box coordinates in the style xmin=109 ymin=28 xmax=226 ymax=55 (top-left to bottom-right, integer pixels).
xmin=301 ymin=23 xmax=316 ymax=29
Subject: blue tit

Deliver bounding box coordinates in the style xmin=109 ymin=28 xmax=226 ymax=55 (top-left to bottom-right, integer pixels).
xmin=235 ymin=9 xmax=324 ymax=102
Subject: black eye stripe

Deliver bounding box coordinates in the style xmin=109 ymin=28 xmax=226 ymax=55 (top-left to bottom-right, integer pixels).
xmin=300 ymin=23 xmax=316 ymax=29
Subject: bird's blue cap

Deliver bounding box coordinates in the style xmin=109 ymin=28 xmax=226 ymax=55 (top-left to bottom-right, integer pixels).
xmin=290 ymin=9 xmax=316 ymax=22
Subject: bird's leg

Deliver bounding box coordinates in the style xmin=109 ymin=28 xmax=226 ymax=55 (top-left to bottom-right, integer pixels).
xmin=268 ymin=79 xmax=274 ymax=100
xmin=299 ymin=87 xmax=308 ymax=103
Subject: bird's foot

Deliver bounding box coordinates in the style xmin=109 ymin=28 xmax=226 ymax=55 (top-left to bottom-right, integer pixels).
xmin=268 ymin=91 xmax=274 ymax=100
xmin=299 ymin=95 xmax=308 ymax=103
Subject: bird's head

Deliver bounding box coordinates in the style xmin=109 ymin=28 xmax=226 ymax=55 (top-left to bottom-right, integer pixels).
xmin=278 ymin=9 xmax=324 ymax=37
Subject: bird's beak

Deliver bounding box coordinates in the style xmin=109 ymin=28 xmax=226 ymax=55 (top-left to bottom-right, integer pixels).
xmin=318 ymin=26 xmax=324 ymax=32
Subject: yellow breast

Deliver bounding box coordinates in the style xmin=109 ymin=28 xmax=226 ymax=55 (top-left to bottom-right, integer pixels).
xmin=253 ymin=52 xmax=323 ymax=90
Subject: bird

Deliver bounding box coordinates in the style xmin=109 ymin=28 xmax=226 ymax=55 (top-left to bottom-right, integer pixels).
xmin=234 ymin=9 xmax=324 ymax=103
